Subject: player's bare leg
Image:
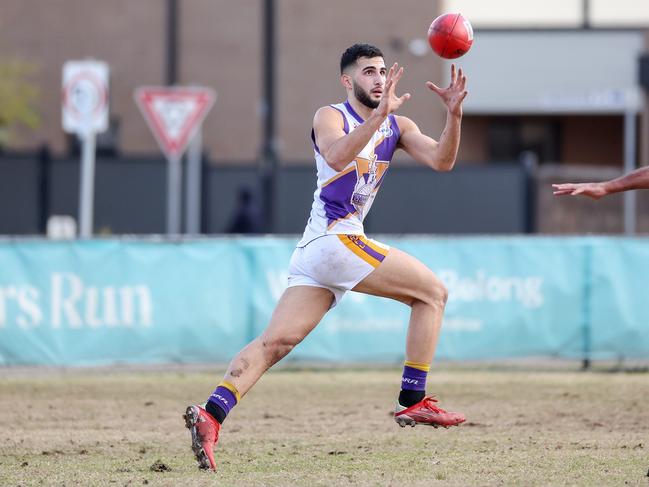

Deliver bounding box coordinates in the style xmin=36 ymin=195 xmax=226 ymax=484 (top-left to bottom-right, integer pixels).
xmin=353 ymin=247 xmax=446 ymax=362
xmin=353 ymin=247 xmax=465 ymax=428
xmin=222 ymin=285 xmax=334 ymax=395
xmin=184 ymin=285 xmax=333 ymax=470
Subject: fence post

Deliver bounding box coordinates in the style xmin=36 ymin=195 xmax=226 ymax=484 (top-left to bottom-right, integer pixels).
xmin=581 ymin=240 xmax=593 ymax=370
xmin=519 ymin=151 xmax=538 ymax=234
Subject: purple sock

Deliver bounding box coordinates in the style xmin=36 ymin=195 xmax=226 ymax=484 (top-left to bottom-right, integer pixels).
xmin=401 ymin=365 xmax=428 ymax=392
xmin=206 ymin=385 xmax=238 ymax=421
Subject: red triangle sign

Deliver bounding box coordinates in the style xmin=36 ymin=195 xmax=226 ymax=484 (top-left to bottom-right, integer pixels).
xmin=135 ymin=86 xmax=216 ymax=159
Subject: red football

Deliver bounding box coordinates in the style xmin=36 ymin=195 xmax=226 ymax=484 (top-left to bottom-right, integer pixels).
xmin=427 ymin=13 xmax=474 ymax=59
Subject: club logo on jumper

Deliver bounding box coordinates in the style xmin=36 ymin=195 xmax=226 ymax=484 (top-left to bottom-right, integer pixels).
xmin=351 ymin=155 xmax=388 ymax=215
xmin=379 ymin=122 xmax=393 ymax=138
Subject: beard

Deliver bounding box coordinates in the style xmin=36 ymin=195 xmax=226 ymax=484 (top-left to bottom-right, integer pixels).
xmin=353 ymin=81 xmax=380 ymax=109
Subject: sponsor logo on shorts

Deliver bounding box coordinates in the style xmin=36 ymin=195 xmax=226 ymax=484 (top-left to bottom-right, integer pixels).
xmin=347 ymin=235 xmax=366 ymax=248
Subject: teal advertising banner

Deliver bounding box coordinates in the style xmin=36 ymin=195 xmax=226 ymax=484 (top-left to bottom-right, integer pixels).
xmin=0 ymin=237 xmax=647 ymax=365
xmin=588 ymin=239 xmax=649 ymax=360
xmin=0 ymin=240 xmax=251 ymax=365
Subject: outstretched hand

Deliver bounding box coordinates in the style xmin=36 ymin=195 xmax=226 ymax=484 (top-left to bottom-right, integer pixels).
xmin=552 ymin=182 xmax=607 ymax=199
xmin=426 ymin=64 xmax=468 ymax=116
xmin=376 ymin=63 xmax=411 ymax=118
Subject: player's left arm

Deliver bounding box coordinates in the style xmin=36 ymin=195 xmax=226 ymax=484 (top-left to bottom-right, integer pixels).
xmin=396 ymin=64 xmax=467 ymax=172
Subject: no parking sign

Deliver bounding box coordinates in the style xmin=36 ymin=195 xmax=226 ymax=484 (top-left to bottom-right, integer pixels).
xmin=61 ymin=60 xmax=109 ymax=238
xmin=62 ymin=60 xmax=109 ymax=135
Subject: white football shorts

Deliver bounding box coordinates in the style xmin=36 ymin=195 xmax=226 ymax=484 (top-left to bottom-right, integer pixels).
xmin=287 ymin=234 xmax=391 ymax=307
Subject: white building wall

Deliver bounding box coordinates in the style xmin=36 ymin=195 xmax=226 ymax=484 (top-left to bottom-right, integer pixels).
xmin=443 ymin=0 xmax=649 ymax=28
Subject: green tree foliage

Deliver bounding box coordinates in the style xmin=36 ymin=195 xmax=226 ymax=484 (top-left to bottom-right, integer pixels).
xmin=0 ymin=60 xmax=40 ymax=146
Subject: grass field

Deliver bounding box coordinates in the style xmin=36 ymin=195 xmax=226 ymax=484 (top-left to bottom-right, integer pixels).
xmin=0 ymin=365 xmax=648 ymax=486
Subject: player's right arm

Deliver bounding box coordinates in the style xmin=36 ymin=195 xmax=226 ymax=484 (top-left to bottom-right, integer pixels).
xmin=552 ymin=166 xmax=649 ymax=199
xmin=314 ymin=63 xmax=410 ymax=172
xmin=313 ymin=106 xmax=385 ymax=172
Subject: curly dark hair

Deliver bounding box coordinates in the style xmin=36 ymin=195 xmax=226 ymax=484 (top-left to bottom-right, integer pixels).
xmin=340 ymin=43 xmax=384 ymax=74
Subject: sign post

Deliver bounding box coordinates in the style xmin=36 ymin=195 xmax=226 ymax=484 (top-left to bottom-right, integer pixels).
xmin=62 ymin=60 xmax=109 ymax=238
xmin=134 ymin=87 xmax=215 ymax=235
xmin=185 ymin=128 xmax=202 ymax=234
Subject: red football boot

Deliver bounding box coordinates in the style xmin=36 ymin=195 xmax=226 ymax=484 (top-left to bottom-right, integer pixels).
xmin=394 ymin=396 xmax=465 ymax=428
xmin=183 ymin=405 xmax=221 ymax=470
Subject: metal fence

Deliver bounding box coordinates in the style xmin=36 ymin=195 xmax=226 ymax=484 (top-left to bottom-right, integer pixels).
xmin=0 ymin=153 xmax=533 ymax=235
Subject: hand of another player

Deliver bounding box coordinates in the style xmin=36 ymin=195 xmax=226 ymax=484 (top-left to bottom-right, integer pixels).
xmin=552 ymin=182 xmax=607 ymax=199
xmin=376 ymin=63 xmax=411 ymax=118
xmin=426 ymin=64 xmax=467 ymax=117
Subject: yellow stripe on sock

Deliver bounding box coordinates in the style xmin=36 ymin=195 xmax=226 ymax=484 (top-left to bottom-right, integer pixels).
xmin=404 ymin=361 xmax=430 ymax=372
xmin=218 ymin=380 xmax=241 ymax=402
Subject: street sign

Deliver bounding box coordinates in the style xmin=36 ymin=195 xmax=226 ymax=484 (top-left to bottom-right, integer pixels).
xmin=134 ymin=86 xmax=216 ymax=159
xmin=135 ymin=86 xmax=216 ymax=235
xmin=62 ymin=60 xmax=109 ymax=135
xmin=61 ymin=60 xmax=110 ymax=239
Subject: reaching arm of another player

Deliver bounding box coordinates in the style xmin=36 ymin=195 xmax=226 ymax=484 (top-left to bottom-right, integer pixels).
xmin=397 ymin=65 xmax=467 ymax=172
xmin=314 ymin=63 xmax=411 ymax=172
xmin=552 ymin=166 xmax=649 ymax=199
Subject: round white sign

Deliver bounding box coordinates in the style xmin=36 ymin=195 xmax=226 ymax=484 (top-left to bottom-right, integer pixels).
xmin=62 ymin=61 xmax=109 ymax=134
